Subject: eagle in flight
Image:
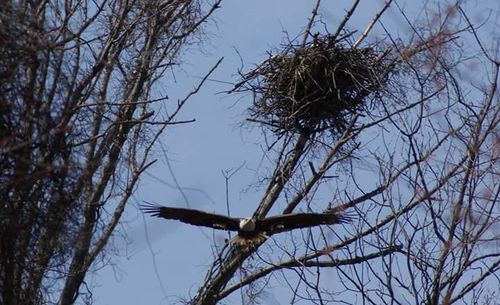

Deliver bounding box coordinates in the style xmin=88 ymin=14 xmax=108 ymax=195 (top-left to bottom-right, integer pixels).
xmin=140 ymin=203 xmax=350 ymax=246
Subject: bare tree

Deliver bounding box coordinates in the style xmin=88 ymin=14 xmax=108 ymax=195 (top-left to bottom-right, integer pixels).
xmin=185 ymin=1 xmax=499 ymax=304
xmin=0 ymin=1 xmax=221 ymax=304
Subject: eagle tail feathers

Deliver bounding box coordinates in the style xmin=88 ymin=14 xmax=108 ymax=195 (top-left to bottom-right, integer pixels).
xmin=230 ymin=232 xmax=268 ymax=248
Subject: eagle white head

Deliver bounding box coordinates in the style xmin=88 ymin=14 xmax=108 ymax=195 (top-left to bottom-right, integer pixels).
xmin=239 ymin=217 xmax=256 ymax=232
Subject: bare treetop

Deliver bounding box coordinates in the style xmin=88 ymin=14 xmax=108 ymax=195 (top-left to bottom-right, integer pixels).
xmin=187 ymin=1 xmax=500 ymax=304
xmin=0 ymin=1 xmax=221 ymax=304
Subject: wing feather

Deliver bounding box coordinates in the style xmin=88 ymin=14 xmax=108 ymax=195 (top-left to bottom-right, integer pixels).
xmin=140 ymin=203 xmax=240 ymax=231
xmin=258 ymin=210 xmax=351 ymax=234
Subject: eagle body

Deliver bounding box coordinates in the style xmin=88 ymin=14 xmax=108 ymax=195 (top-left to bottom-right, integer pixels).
xmin=140 ymin=203 xmax=349 ymax=246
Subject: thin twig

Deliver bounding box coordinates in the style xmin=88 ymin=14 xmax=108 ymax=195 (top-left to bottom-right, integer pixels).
xmin=354 ymin=0 xmax=393 ymax=48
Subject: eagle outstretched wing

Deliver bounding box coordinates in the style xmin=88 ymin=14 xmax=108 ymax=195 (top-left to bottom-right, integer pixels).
xmin=140 ymin=203 xmax=241 ymax=231
xmin=258 ymin=210 xmax=350 ymax=234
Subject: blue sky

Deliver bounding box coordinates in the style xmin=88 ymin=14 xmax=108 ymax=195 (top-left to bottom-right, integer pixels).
xmin=90 ymin=1 xmax=498 ymax=304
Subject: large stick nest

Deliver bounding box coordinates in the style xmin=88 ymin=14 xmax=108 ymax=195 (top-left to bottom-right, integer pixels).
xmin=232 ymin=35 xmax=393 ymax=137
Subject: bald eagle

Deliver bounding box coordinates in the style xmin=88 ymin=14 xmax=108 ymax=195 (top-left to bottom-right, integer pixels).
xmin=140 ymin=203 xmax=350 ymax=246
